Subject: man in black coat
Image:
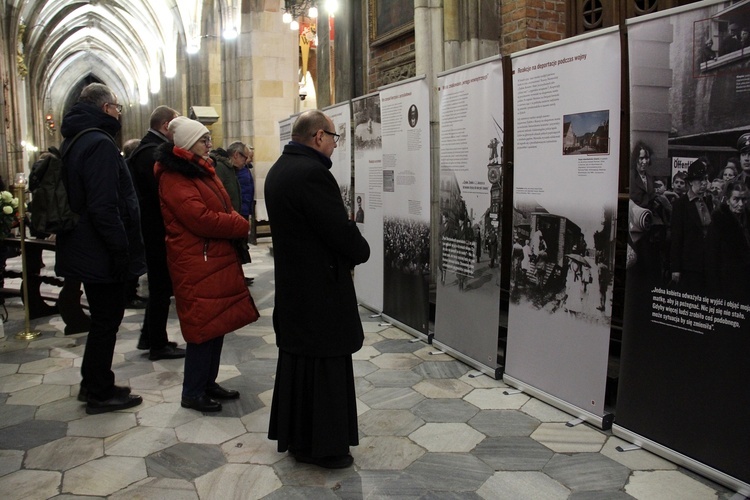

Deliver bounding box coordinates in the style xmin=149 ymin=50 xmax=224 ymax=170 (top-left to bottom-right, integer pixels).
xmin=127 ymin=105 xmax=186 ymax=361
xmin=266 ymin=109 xmax=370 ymax=469
xmin=670 ymin=159 xmax=713 ymax=293
xmin=57 ymin=83 xmax=146 ymax=414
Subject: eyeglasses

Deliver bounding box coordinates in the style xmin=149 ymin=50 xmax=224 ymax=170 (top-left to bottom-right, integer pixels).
xmin=237 ymin=152 xmax=248 ymax=161
xmin=199 ymin=136 xmax=212 ymax=146
xmin=321 ymin=130 xmax=340 ymax=144
xmin=106 ymin=103 xmax=123 ymax=113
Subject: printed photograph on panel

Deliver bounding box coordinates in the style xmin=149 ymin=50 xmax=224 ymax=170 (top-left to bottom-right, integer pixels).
xmin=353 ymin=97 xmax=382 ymax=150
xmin=562 ymin=110 xmax=610 ymax=155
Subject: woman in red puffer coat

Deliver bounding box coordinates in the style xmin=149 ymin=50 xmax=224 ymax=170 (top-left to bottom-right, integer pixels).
xmin=154 ymin=116 xmax=259 ymax=413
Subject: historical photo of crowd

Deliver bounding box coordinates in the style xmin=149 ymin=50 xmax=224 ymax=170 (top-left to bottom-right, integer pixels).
xmin=438 ymin=172 xmax=500 ymax=296
xmin=510 ymin=200 xmax=616 ymax=324
xmin=628 ymin=0 xmax=750 ymax=302
xmin=353 ymin=96 xmax=382 ymax=150
xmin=562 ymin=110 xmax=610 ymax=156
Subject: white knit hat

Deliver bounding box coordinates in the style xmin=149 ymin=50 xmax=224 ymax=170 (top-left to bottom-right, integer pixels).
xmin=169 ymin=116 xmax=209 ymax=150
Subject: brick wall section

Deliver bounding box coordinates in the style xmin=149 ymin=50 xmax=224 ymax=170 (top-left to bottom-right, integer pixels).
xmin=501 ymin=0 xmax=566 ymax=54
xmin=368 ymin=34 xmax=415 ymax=92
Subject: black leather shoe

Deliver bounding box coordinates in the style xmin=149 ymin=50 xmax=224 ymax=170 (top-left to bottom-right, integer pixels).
xmin=206 ymin=385 xmax=240 ymax=400
xmin=294 ymin=453 xmax=353 ymax=469
xmin=78 ymin=385 xmax=131 ymax=403
xmin=86 ymin=393 xmax=143 ymax=415
xmin=181 ymin=395 xmax=222 ymax=412
xmin=149 ymin=344 xmax=186 ymax=360
xmin=244 ymin=277 xmax=254 ymax=286
xmin=125 ymin=297 xmax=148 ymax=309
xmin=138 ymin=339 xmax=178 ymax=351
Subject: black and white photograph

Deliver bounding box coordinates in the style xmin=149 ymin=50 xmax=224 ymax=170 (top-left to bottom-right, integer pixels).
xmin=619 ymin=0 xmax=750 ymax=486
xmin=353 ymin=96 xmax=382 ymax=150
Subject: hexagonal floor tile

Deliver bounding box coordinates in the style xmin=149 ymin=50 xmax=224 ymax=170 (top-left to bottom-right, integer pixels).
xmin=195 ymin=463 xmax=282 ymax=500
xmin=63 ymin=456 xmax=147 ymax=496
xmin=358 ymin=409 xmax=424 ymax=437
xmin=25 ymin=436 xmax=103 ymax=471
xmin=530 ymin=422 xmax=607 ymax=453
xmin=353 ymin=436 xmax=425 ymax=470
xmin=409 ymin=422 xmax=484 ymax=452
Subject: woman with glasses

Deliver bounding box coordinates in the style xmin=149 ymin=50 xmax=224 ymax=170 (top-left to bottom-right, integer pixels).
xmin=154 ymin=116 xmax=259 ymax=412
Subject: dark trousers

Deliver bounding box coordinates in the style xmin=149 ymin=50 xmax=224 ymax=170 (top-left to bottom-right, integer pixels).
xmin=182 ymin=336 xmax=224 ymax=399
xmin=140 ymin=260 xmax=173 ymax=350
xmin=81 ymin=282 xmax=126 ymax=399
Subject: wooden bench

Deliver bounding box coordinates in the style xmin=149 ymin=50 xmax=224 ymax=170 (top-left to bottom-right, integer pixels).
xmin=0 ymin=237 xmax=90 ymax=334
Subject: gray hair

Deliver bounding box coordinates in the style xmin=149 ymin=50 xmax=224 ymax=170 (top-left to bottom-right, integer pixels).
xmin=79 ymin=83 xmax=115 ymax=108
xmin=291 ymin=110 xmax=330 ymax=144
xmin=227 ymin=141 xmax=247 ymax=156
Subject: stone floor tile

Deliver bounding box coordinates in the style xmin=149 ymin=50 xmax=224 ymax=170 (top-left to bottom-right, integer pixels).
xmin=413 ymin=398 xmax=479 ymax=423
xmin=352 ymin=345 xmax=380 ymax=360
xmin=336 ymin=470 xmax=428 ymax=498
xmin=35 ymin=395 xmax=88 ymax=422
xmin=358 ymin=409 xmax=424 ymax=436
xmin=221 ymin=432 xmax=285 ymax=464
xmin=6 ymin=383 xmax=70 ymax=406
xmin=413 ymin=378 xmax=473 ymax=398
xmin=413 ymin=345 xmax=454 ymax=361
xmin=521 ymin=398 xmax=573 ymax=422
xmin=105 ymin=426 xmax=178 ymax=457
xmin=262 ymin=485 xmax=340 ymax=499
xmin=250 ymin=343 xmax=280 ymax=359
xmin=0 ymin=373 xmax=42 ymax=393
xmin=370 ymin=352 xmax=422 ymax=370
xmin=63 ymin=456 xmax=147 ymax=496
xmin=19 ymin=356 xmax=73 ymax=374
xmin=353 ymin=436 xmax=426 ymax=470
xmin=38 ymin=366 xmax=81 ymax=386
xmin=150 ymin=358 xmax=186 ymax=373
xmin=477 ymin=471 xmax=570 ymax=500
xmin=0 ymin=402 xmax=36 ymax=429
xmin=364 ymin=368 xmax=423 ymax=387
xmin=600 ymin=436 xmax=678 ymax=471
xmin=459 ymin=372 xmax=509 ymax=388
xmin=109 ymin=477 xmax=198 ymax=500
xmin=354 ymin=376 xmax=374 ymax=395
xmin=0 ymin=469 xmax=62 ymax=500
xmin=624 ymin=470 xmax=720 ymax=500
xmin=468 ymin=409 xmax=540 ymax=437
xmin=473 ymin=436 xmax=554 ymax=471
xmin=464 ymin=387 xmax=530 ymax=410
xmin=128 ymin=370 xmax=184 ymax=392
xmin=568 ymin=491 xmax=635 ymax=499
xmin=271 ymin=454 xmax=356 ymax=488
xmin=0 ymin=419 xmax=67 ymax=450
xmin=358 ymin=386 xmax=424 ymax=410
xmin=146 ymin=442 xmax=226 ymax=480
xmin=25 ymin=436 xmax=103 ymax=471
xmin=362 ymin=331 xmax=386 ymax=346
xmin=194 ymin=463 xmax=282 ymax=500
xmin=544 ymin=453 xmax=631 ymax=492
xmin=352 ymin=359 xmax=379 ymax=378
xmin=0 ymin=449 xmax=24 ymax=477
xmin=175 ymin=416 xmax=246 ymax=444
xmin=405 ymin=452 xmax=494 ymax=492
xmin=409 ymin=422 xmax=485 ymax=452
xmin=67 ymin=412 xmax=137 ymax=438
xmin=531 ymin=422 xmax=607 ymax=453
xmin=0 ymin=363 xmax=18 ymax=377
xmin=378 ymin=327 xmax=415 ymax=340
xmin=371 ymin=338 xmax=424 ymax=354
xmin=48 ymin=344 xmax=86 ymax=359
xmin=240 ymin=406 xmax=271 ymax=433
xmin=136 ymin=402 xmax=200 ymax=428
xmin=412 ymin=360 xmax=471 ymax=379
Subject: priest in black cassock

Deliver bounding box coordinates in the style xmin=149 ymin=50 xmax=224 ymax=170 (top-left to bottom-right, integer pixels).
xmin=265 ymin=109 xmax=370 ymax=469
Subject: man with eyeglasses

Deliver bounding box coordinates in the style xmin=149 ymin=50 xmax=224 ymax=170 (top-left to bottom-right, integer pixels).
xmin=266 ymin=109 xmax=369 ymax=469
xmin=128 ymin=105 xmax=186 ymax=361
xmin=58 ymin=83 xmax=147 ymax=414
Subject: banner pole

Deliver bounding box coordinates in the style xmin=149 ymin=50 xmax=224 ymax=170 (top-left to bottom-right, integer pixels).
xmin=13 ymin=175 xmax=40 ymax=341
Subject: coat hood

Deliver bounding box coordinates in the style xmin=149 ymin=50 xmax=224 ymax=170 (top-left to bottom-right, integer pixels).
xmin=154 ymin=141 xmax=214 ymax=180
xmin=60 ymin=102 xmax=121 ymax=139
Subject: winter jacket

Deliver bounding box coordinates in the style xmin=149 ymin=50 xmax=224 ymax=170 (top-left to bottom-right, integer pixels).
xmin=265 ymin=142 xmax=370 ymax=357
xmin=209 ymin=150 xmax=242 ymax=213
xmin=56 ymin=102 xmax=146 ymax=283
xmin=236 ymin=165 xmax=254 ymax=218
xmin=127 ymin=130 xmax=168 ymax=263
xmin=154 ymin=143 xmax=258 ymax=343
